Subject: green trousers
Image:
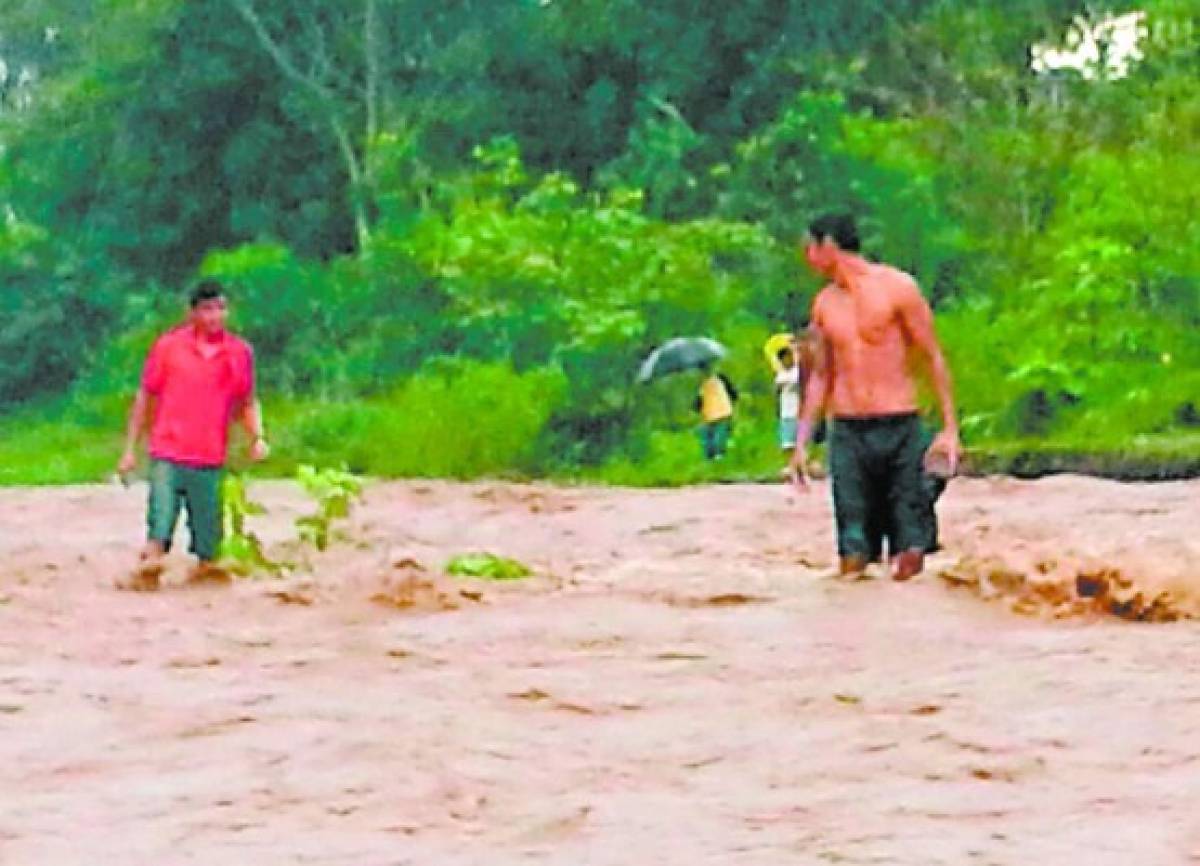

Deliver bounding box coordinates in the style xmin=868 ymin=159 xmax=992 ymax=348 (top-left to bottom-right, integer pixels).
xmin=829 ymin=414 xmax=938 ymax=560
xmin=147 ymin=458 xmax=223 ymax=561
xmin=699 ymin=418 xmax=732 ymax=460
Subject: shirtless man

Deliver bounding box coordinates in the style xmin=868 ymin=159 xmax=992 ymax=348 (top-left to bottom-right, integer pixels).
xmin=788 ymin=213 xmax=961 ymax=581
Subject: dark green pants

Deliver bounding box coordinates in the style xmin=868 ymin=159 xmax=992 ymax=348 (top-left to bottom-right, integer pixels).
xmin=866 ymin=464 xmax=945 ymax=562
xmin=829 ymin=414 xmax=938 ymax=560
xmin=147 ymin=458 xmax=223 ymax=561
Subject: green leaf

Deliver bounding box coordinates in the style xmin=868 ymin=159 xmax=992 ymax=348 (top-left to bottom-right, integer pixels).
xmin=445 ymin=552 xmax=533 ymax=580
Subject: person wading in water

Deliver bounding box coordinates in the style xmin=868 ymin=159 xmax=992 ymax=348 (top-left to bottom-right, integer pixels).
xmin=789 ymin=213 xmax=961 ymax=581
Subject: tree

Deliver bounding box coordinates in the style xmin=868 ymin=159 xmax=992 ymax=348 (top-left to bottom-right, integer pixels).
xmin=226 ymin=0 xmax=523 ymax=249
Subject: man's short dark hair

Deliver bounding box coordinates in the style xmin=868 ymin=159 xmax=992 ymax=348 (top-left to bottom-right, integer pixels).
xmin=808 ymin=212 xmax=861 ymax=252
xmin=189 ymin=280 xmax=226 ymax=308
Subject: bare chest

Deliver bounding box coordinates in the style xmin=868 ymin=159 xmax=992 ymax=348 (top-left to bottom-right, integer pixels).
xmin=820 ymin=289 xmax=902 ymax=351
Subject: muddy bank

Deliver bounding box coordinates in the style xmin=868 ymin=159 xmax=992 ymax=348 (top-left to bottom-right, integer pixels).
xmin=967 ymin=448 xmax=1200 ymax=482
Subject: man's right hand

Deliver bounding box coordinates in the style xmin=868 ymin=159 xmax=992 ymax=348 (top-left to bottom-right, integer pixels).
xmin=118 ymin=449 xmax=137 ymax=476
xmin=787 ymin=444 xmax=811 ymax=491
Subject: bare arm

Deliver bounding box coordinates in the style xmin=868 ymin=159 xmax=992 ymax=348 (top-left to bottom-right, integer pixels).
xmin=237 ymin=397 xmax=269 ymax=463
xmin=787 ymin=310 xmax=832 ymax=488
xmin=236 ymin=345 xmax=267 ymax=460
xmin=238 ymin=397 xmax=270 ymax=461
xmin=118 ymin=388 xmax=153 ymax=472
xmin=238 ymin=397 xmax=265 ymax=440
xmin=897 ymin=282 xmax=958 ymax=435
xmin=796 ymin=353 xmax=829 ymax=443
xmin=795 ymin=318 xmax=831 ymax=446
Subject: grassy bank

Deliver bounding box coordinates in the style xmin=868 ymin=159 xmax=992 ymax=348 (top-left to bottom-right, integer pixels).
xmin=3 ymin=395 xmax=1198 ymax=487
xmin=966 ymin=434 xmax=1200 ymax=482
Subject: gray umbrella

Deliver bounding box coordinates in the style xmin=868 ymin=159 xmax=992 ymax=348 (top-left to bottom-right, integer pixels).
xmin=636 ymin=337 xmax=727 ymax=383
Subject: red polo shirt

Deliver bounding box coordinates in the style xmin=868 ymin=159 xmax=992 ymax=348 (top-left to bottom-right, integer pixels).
xmin=142 ymin=325 xmax=256 ymax=468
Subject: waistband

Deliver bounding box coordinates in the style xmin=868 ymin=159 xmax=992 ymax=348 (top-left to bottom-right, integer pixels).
xmin=831 ymin=412 xmax=919 ymax=427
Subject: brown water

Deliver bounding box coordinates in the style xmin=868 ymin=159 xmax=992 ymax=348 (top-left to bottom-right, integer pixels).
xmin=2 ymin=475 xmax=1199 ymax=864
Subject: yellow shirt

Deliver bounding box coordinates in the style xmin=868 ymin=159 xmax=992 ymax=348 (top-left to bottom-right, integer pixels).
xmin=699 ymin=375 xmax=733 ymax=422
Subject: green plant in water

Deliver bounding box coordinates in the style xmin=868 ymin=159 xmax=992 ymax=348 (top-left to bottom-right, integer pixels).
xmin=445 ymin=552 xmax=532 ymax=580
xmin=295 ymin=464 xmax=364 ymax=551
xmin=219 ymin=473 xmax=283 ymax=576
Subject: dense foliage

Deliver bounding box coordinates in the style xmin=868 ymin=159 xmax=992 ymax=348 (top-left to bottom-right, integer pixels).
xmin=2 ymin=0 xmax=1198 ymax=483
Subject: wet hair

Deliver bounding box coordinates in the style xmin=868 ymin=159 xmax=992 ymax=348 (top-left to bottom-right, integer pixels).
xmin=189 ymin=280 xmax=225 ymax=308
xmin=807 ymin=212 xmax=861 ymax=252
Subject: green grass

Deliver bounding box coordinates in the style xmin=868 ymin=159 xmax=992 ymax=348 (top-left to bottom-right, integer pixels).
xmin=0 ymin=417 xmax=125 ymax=485
xmin=3 ymin=401 xmax=1198 ymax=487
xmin=582 ymin=421 xmax=800 ymax=487
xmin=2 ymin=349 xmax=1198 ymax=486
xmin=0 ymin=360 xmax=566 ymax=485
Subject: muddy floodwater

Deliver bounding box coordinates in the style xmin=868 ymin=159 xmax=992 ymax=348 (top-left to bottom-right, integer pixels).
xmin=2 ymin=475 xmax=1200 ymax=864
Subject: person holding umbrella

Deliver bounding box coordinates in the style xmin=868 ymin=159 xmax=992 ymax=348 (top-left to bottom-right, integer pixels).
xmin=636 ymin=336 xmax=737 ymax=460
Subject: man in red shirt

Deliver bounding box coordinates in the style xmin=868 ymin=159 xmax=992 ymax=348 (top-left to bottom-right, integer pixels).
xmin=116 ymin=282 xmax=268 ymax=590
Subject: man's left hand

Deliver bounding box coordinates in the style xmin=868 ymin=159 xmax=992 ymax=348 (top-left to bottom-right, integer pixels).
xmin=249 ymin=437 xmax=270 ymax=462
xmin=928 ymin=428 xmax=962 ymax=477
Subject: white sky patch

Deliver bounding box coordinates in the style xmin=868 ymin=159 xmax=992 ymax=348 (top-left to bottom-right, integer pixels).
xmin=1031 ymin=10 xmax=1147 ymax=79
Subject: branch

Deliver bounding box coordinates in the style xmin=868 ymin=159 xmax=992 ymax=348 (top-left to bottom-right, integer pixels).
xmin=330 ymin=115 xmax=372 ymax=247
xmin=230 ymin=0 xmax=373 ymax=247
xmin=228 ymin=0 xmax=335 ymax=105
xmin=364 ymin=0 xmax=380 ymax=148
xmin=301 ymin=10 xmax=358 ymax=94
